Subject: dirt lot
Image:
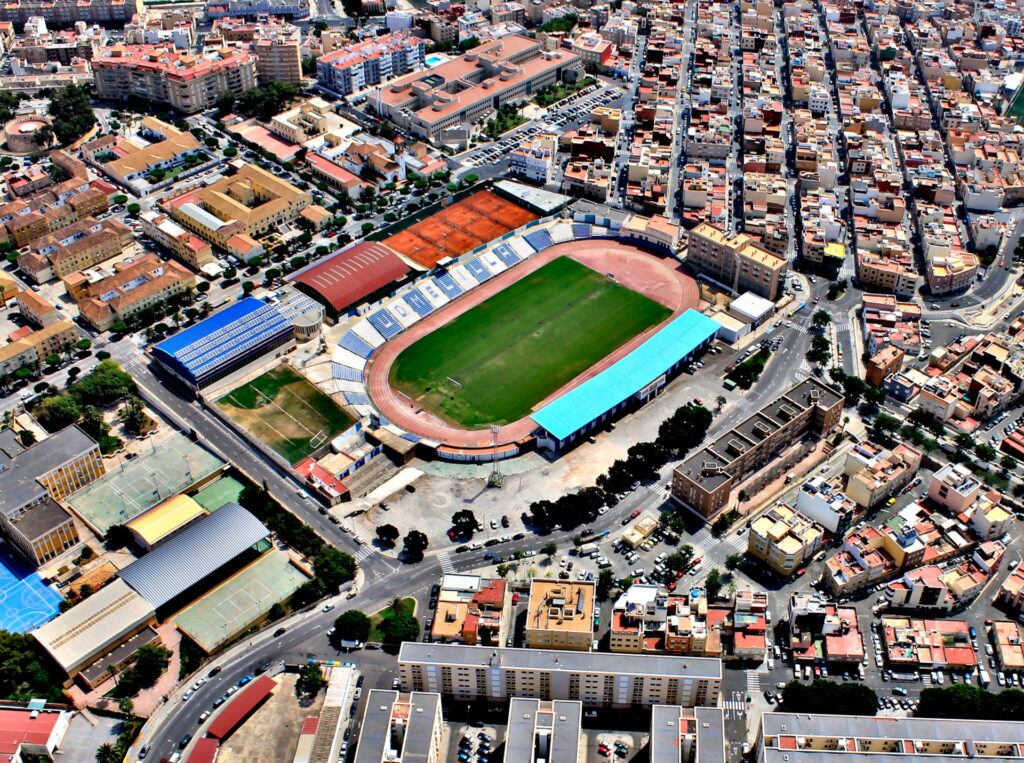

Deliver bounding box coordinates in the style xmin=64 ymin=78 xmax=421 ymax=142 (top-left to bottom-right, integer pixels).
xmin=216 ymin=674 xmax=323 ymax=763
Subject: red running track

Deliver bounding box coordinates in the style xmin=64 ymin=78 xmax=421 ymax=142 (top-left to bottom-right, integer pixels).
xmin=364 ymin=240 xmax=702 ymax=451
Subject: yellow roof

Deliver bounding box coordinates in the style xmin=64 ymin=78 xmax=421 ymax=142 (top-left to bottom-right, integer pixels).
xmin=126 ymin=494 xmax=208 ymax=546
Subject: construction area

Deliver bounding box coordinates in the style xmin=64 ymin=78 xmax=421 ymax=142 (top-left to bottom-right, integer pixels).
xmin=383 ymin=189 xmax=537 ymax=268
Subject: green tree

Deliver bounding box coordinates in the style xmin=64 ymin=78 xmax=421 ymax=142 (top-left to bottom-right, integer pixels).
xmin=376 ymin=523 xmax=400 ymax=546
xmin=297 ymin=663 xmax=325 ymax=695
xmin=113 ymin=194 xmax=128 ymax=205
xmin=380 ymin=612 xmax=419 ymax=645
xmin=79 ymin=405 xmax=109 ymax=442
xmin=117 ymin=696 xmax=134 ymax=716
xmin=314 ymin=547 xmax=356 ymax=593
xmin=0 ymin=630 xmax=65 ymax=702
xmin=35 ymin=394 xmax=80 ymax=432
xmin=75 ymin=339 xmax=92 ymax=352
xmin=131 ymin=643 xmax=171 ymax=689
xmin=597 ymin=568 xmax=616 ymax=601
xmin=542 ymin=541 xmax=558 ymax=557
xmin=725 ymin=553 xmax=743 ymax=571
xmin=47 ymin=84 xmax=96 ymax=145
xmin=234 ymin=82 xmax=302 ymax=121
xmin=665 ymin=546 xmax=694 ymax=573
xmin=975 ymin=442 xmax=998 ymax=463
xmin=120 ymin=396 xmax=150 ymax=436
xmin=69 ymin=360 xmax=135 ymax=406
xmin=402 ymin=530 xmax=428 ymax=562
xmin=783 ymin=680 xmax=877 ymax=716
xmin=705 ymin=568 xmax=723 ymax=599
xmin=451 ymin=510 xmax=478 ymax=537
xmin=223 ymin=146 xmax=238 ymax=157
xmin=812 ymin=310 xmax=832 ymax=328
xmin=95 ymin=743 xmax=120 ymax=763
xmin=334 ymin=610 xmax=371 ymax=643
xmin=657 ymin=404 xmax=713 ymax=455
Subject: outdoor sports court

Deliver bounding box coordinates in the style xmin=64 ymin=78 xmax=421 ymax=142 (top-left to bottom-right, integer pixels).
xmin=0 ymin=542 xmax=61 ymax=632
xmin=216 ymin=366 xmax=354 ymax=465
xmin=173 ymin=549 xmax=307 ymax=652
xmin=66 ymin=431 xmax=225 ymax=535
xmin=384 ymin=190 xmax=537 ymax=268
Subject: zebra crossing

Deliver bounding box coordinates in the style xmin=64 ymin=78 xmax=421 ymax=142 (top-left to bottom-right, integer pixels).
xmin=353 ymin=544 xmax=375 ymax=562
xmin=722 ymin=690 xmax=747 ymax=719
xmin=437 ymin=551 xmax=455 ymax=575
xmin=687 ymin=531 xmax=747 ymax=557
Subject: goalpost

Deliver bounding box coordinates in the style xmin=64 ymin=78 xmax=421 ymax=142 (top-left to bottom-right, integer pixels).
xmin=446 ymin=376 xmax=462 ymax=391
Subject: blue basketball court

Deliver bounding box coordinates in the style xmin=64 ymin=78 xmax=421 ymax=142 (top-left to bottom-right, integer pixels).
xmin=0 ymin=542 xmax=61 ymax=633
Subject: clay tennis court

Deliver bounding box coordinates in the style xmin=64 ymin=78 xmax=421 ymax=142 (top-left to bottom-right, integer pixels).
xmin=365 ymin=240 xmax=702 ymax=453
xmin=384 ymin=190 xmax=537 ymax=268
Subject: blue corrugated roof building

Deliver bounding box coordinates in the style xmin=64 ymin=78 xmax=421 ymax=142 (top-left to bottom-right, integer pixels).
xmin=118 ymin=502 xmax=269 ymax=609
xmin=531 ymin=309 xmax=719 ymax=446
xmin=152 ymin=297 xmax=293 ymax=388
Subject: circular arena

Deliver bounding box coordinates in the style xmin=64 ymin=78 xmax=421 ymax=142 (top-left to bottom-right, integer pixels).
xmin=327 ymin=216 xmax=705 ymax=461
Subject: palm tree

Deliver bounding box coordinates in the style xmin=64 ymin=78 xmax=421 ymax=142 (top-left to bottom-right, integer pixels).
xmin=118 ymin=696 xmax=134 ymax=716
xmin=106 ymin=664 xmax=119 ymax=687
xmin=715 ymin=395 xmax=726 ymax=412
xmin=95 ymin=743 xmax=119 ymax=763
xmin=842 ymin=415 xmax=850 ymax=433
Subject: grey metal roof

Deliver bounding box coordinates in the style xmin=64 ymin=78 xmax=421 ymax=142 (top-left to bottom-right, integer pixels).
xmin=118 ymin=502 xmax=268 ymax=607
xmin=0 ymin=425 xmax=98 ymax=516
xmin=398 ymin=643 xmax=722 ymax=680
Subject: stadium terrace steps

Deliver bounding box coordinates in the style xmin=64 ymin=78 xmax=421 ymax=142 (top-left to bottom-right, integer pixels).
xmin=340 ymin=331 xmax=375 ymax=359
xmin=480 ymin=251 xmax=507 ymax=274
xmin=332 ymin=364 xmax=364 ymax=383
xmin=388 ymin=300 xmax=420 ymax=328
xmin=332 ymin=346 xmax=367 ymax=370
xmin=402 ymin=289 xmax=435 ymax=318
xmin=448 ymin=265 xmax=478 ymax=291
xmin=464 ymin=259 xmax=492 ymax=283
xmin=523 ymin=229 xmax=554 ymax=252
xmin=492 ymin=243 xmax=521 ymax=267
xmin=367 ymin=309 xmax=403 ymax=340
xmin=343 ymin=391 xmax=371 ymax=406
xmin=351 ymin=320 xmax=386 ymax=348
xmin=433 ymin=272 xmax=464 ymax=299
xmin=551 ymin=223 xmax=574 ymax=244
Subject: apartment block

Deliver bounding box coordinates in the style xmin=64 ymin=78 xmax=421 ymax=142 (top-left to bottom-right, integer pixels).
xmin=757 ymin=712 xmax=1024 ymax=760
xmin=0 ymin=426 xmax=102 ymax=566
xmin=139 ymin=211 xmax=214 ymax=270
xmin=881 ymin=616 xmax=977 ymax=671
xmin=17 ymin=218 xmax=134 ymax=284
xmin=68 ymin=254 xmax=195 ymax=332
xmin=505 ymin=698 xmax=581 ymax=763
xmin=672 ymin=380 xmax=844 ymax=517
xmin=93 ymin=44 xmax=257 ymax=114
xmin=0 ymin=320 xmax=79 ymax=376
xmin=208 ymin=15 xmax=302 ymax=85
xmin=354 ymin=691 xmax=444 ymax=763
xmin=649 ymin=706 xmax=726 ymax=763
xmin=0 ymin=0 xmax=141 ymax=25
xmin=794 ymin=477 xmax=858 ymax=536
xmin=509 ymin=133 xmax=558 ymax=184
xmin=0 ymin=182 xmax=108 ymax=248
xmin=747 ymin=503 xmax=825 ymax=576
xmin=997 ymin=559 xmax=1024 ymax=612
xmin=164 ymin=162 xmax=311 ymax=256
xmin=16 ymin=289 xmax=59 ymax=328
xmin=82 ymin=117 xmax=202 ymax=192
xmin=843 ymin=441 xmax=922 ymax=509
xmin=316 ymin=32 xmax=424 ymax=96
xmin=375 ymin=36 xmax=581 ymax=143
xmin=788 ymin=594 xmax=864 ymax=665
xmin=992 ymin=621 xmax=1024 ymax=673
xmin=927 ymin=463 xmax=981 ymax=514
xmin=684 ymin=223 xmax=788 ymax=301
xmin=524 ymin=579 xmax=594 ymax=652
xmin=397 ymin=643 xmax=722 ymax=709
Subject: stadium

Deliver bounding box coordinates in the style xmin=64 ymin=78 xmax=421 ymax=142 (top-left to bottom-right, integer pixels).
xmin=327 ymin=192 xmax=717 ymax=462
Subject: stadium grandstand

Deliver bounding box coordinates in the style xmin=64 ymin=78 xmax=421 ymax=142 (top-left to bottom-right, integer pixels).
xmin=289 ymin=242 xmax=412 ymax=318
xmin=117 ymin=502 xmax=270 ymax=611
xmin=532 ymin=309 xmax=719 ymax=450
xmin=151 ymin=292 xmax=321 ymax=390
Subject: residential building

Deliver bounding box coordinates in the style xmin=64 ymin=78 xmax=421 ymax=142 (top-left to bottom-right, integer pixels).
xmin=67 ymin=254 xmax=195 ymax=332
xmin=684 ymin=223 xmax=788 ymax=301
xmin=164 ymin=162 xmax=312 ymax=256
xmin=672 ymin=380 xmax=844 ymax=517
xmin=430 ymin=574 xmax=507 ymax=646
xmin=0 ymin=320 xmax=79 ymax=376
xmin=209 ymin=15 xmax=302 ymax=85
xmin=609 ymin=584 xmax=668 ymax=654
xmin=992 ymin=621 xmax=1024 ymax=673
xmin=16 ymin=289 xmax=59 ymax=328
xmin=93 ymin=43 xmax=257 ymax=114
xmin=82 ymin=117 xmax=202 ymax=191
xmin=267 ymin=97 xmax=350 ymax=144
xmin=204 ymin=0 xmax=310 ymax=21
xmin=397 ymin=642 xmax=722 ymax=708
xmin=124 ymin=8 xmax=196 ymax=49
xmin=16 ymin=218 xmax=134 ymax=284
xmin=0 ymin=0 xmax=141 ymax=25
xmin=794 ymin=477 xmax=858 ymax=536
xmin=505 ymin=698 xmax=581 ymax=763
xmin=887 ymin=565 xmax=962 ymax=611
xmin=354 ymin=691 xmax=444 ymax=763
xmin=139 ymin=210 xmax=214 ymax=270
xmin=927 ymin=463 xmax=981 ymax=514
xmin=997 ymin=559 xmax=1024 ymax=612
xmin=843 ymin=441 xmax=922 ymax=509
xmin=0 ymin=180 xmax=108 ymax=248
xmin=788 ymin=594 xmax=864 ymax=665
xmin=316 ymin=32 xmax=424 ymax=96
xmin=747 ymin=503 xmax=825 ymax=576
xmin=757 ymin=713 xmax=1024 ymax=761
xmin=880 ymin=616 xmax=977 ymax=671
xmin=524 ymin=579 xmax=594 ymax=652
xmin=374 ymin=35 xmax=581 ymax=143
xmin=509 ymin=133 xmax=557 ymax=184
xmin=0 ymin=426 xmax=102 ymax=566
xmin=649 ymin=706 xmax=726 ymax=763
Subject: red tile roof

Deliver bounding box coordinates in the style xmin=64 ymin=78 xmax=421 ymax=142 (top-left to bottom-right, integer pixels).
xmin=290 ymin=242 xmax=410 ymax=313
xmin=206 ymin=676 xmax=276 ymax=740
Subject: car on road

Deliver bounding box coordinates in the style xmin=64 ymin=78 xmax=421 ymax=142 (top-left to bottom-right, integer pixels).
xmin=179 ymin=735 xmax=192 ymax=749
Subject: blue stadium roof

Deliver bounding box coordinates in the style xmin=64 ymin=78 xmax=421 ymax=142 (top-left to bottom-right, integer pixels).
xmin=118 ymin=502 xmax=269 ymax=608
xmin=531 ymin=309 xmax=719 ymax=441
xmin=152 ymin=298 xmax=292 ymax=385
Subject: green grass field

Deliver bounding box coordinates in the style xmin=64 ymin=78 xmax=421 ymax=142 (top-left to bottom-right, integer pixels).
xmin=390 ymin=256 xmax=672 ymax=427
xmin=1007 ymin=82 xmax=1024 ymax=123
xmin=217 ymin=366 xmax=355 ymax=465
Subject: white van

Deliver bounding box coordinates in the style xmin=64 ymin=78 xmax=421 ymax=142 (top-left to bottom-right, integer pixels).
xmin=980 ymin=669 xmax=991 ymax=686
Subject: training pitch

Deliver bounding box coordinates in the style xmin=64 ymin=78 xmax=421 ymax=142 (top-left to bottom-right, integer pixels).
xmin=217 ymin=366 xmax=355 ymax=465
xmin=389 ymin=256 xmax=672 ymax=427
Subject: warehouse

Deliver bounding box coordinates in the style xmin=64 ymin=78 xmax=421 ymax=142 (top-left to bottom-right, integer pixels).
xmin=151 ymin=297 xmax=296 ymax=390
xmin=125 ymin=494 xmax=209 ymax=550
xmin=118 ymin=502 xmax=270 ymax=612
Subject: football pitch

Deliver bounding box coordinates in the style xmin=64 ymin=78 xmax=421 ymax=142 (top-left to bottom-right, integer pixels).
xmin=389 ymin=256 xmax=672 ymax=427
xmin=217 ymin=366 xmax=355 ymax=465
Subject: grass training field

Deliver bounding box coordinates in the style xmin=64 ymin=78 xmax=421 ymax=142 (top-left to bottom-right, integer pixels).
xmin=390 ymin=256 xmax=672 ymax=427
xmin=217 ymin=366 xmax=355 ymax=465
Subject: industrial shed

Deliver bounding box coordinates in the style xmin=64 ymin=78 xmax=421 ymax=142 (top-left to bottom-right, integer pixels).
xmin=117 ymin=502 xmax=270 ymax=610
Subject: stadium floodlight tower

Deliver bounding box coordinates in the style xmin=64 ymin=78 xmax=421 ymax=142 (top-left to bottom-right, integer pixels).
xmin=487 ymin=424 xmax=504 ymax=487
